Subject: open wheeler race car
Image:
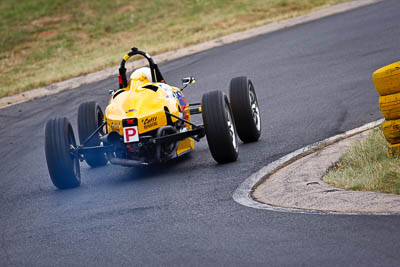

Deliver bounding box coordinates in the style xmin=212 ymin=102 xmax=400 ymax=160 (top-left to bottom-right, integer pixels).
xmin=44 ymin=47 xmax=261 ymax=189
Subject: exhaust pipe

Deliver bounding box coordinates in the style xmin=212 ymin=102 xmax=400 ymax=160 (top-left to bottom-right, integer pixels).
xmin=109 ymin=158 xmax=148 ymax=167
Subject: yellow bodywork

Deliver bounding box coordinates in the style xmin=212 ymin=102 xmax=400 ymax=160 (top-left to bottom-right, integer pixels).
xmin=104 ymin=75 xmax=194 ymax=156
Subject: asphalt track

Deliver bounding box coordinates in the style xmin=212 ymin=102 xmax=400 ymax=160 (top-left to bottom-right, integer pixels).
xmin=1 ymin=1 xmax=400 ymax=266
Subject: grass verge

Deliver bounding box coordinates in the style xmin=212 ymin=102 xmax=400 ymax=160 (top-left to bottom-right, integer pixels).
xmin=324 ymin=128 xmax=400 ymax=195
xmin=0 ymin=0 xmax=349 ymax=98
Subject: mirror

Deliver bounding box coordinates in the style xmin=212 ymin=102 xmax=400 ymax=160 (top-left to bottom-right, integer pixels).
xmin=182 ymin=76 xmax=196 ymax=85
xmin=109 ymin=89 xmax=118 ymax=95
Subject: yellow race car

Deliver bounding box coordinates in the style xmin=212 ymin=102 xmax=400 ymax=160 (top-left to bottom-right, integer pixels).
xmin=44 ymin=47 xmax=261 ymax=189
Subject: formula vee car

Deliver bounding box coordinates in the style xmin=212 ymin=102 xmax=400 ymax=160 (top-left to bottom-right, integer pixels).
xmin=44 ymin=47 xmax=261 ymax=189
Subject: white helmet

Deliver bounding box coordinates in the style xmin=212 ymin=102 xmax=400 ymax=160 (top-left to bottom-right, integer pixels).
xmin=130 ymin=67 xmax=153 ymax=82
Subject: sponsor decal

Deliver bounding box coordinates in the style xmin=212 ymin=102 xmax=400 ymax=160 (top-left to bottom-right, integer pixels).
xmin=178 ymin=96 xmax=188 ymax=107
xmin=180 ymin=105 xmax=189 ymax=120
xmin=174 ymin=92 xmax=189 ymax=120
xmin=142 ymin=116 xmax=158 ymax=129
xmin=159 ymin=83 xmax=174 ymax=98
xmin=126 ymin=109 xmax=137 ymax=113
xmin=110 ymin=122 xmax=120 ymax=130
xmin=174 ymin=91 xmax=189 ymax=107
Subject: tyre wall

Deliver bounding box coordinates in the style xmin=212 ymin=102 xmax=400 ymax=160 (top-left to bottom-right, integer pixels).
xmin=373 ymin=62 xmax=400 ymax=157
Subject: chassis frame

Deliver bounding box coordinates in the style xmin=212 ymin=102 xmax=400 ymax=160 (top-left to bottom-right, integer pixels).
xmin=72 ymin=103 xmax=205 ymax=166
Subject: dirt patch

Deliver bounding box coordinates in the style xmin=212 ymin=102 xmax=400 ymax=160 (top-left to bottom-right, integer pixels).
xmin=117 ymin=5 xmax=136 ymax=14
xmin=76 ymin=32 xmax=90 ymax=42
xmin=38 ymin=30 xmax=59 ymax=40
xmin=31 ymin=15 xmax=70 ymax=27
xmin=235 ymin=14 xmax=260 ymax=25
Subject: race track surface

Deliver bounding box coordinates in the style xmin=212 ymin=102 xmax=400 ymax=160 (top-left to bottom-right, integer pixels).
xmin=1 ymin=1 xmax=400 ymax=266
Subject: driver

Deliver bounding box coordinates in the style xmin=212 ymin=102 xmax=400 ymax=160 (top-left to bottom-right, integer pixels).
xmin=130 ymin=67 xmax=153 ymax=83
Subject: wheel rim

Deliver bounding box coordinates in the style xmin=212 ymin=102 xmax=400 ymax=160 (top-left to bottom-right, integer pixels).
xmin=68 ymin=128 xmax=80 ymax=181
xmin=226 ymin=102 xmax=238 ymax=151
xmin=161 ymin=128 xmax=177 ymax=154
xmin=248 ymin=83 xmax=260 ymax=132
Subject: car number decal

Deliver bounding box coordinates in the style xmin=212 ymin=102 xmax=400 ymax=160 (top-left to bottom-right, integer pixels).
xmin=123 ymin=126 xmax=139 ymax=143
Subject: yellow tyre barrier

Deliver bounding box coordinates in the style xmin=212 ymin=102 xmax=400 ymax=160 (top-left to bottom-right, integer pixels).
xmin=379 ymin=93 xmax=400 ymax=120
xmin=382 ymin=120 xmax=400 ymax=144
xmin=388 ymin=143 xmax=400 ymax=158
xmin=373 ymin=62 xmax=400 ymax=96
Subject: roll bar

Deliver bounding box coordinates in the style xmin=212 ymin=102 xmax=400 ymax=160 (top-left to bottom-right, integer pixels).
xmin=118 ymin=47 xmax=165 ymax=89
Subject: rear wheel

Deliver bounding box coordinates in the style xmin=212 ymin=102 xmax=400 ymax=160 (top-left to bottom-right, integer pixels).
xmin=229 ymin=76 xmax=261 ymax=143
xmin=77 ymin=101 xmax=108 ymax=167
xmin=202 ymin=90 xmax=238 ymax=163
xmin=45 ymin=117 xmax=81 ymax=189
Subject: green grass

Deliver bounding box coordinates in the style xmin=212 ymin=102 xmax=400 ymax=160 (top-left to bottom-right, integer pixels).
xmin=324 ymin=128 xmax=400 ymax=195
xmin=0 ymin=0 xmax=349 ymax=98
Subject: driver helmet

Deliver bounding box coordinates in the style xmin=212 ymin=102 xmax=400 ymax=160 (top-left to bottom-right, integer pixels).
xmin=130 ymin=67 xmax=153 ymax=83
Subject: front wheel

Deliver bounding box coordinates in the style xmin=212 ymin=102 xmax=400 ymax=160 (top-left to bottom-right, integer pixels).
xmin=229 ymin=76 xmax=261 ymax=143
xmin=45 ymin=117 xmax=81 ymax=189
xmin=201 ymin=90 xmax=238 ymax=163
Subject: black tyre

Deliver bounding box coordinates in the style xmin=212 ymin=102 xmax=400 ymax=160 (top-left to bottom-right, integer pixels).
xmin=45 ymin=117 xmax=81 ymax=189
xmin=201 ymin=90 xmax=238 ymax=163
xmin=77 ymin=101 xmax=108 ymax=167
xmin=229 ymin=76 xmax=261 ymax=143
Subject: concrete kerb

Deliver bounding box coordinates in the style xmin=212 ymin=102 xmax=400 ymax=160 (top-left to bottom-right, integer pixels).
xmin=233 ymin=119 xmax=400 ymax=216
xmin=0 ymin=0 xmax=380 ymax=109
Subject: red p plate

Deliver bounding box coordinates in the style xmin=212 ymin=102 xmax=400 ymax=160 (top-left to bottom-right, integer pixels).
xmin=123 ymin=126 xmax=139 ymax=143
